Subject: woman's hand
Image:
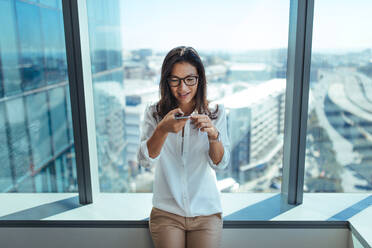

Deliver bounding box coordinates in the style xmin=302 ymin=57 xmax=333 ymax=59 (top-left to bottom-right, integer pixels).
xmin=158 ymin=108 xmax=189 ymax=134
xmin=190 ymin=114 xmax=218 ymax=140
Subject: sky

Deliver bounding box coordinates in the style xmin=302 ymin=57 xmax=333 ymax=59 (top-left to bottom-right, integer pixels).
xmin=120 ymin=0 xmax=372 ymax=52
xmin=312 ymin=0 xmax=372 ymax=51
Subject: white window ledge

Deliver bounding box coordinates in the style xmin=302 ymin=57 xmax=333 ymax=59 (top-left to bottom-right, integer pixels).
xmin=0 ymin=193 xmax=371 ymax=246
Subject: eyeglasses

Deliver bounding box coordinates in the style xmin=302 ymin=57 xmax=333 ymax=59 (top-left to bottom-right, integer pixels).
xmin=167 ymin=75 xmax=198 ymax=87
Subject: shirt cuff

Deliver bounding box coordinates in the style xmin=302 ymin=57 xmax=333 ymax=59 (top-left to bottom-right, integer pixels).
xmin=140 ymin=139 xmax=161 ymax=163
xmin=207 ymin=145 xmax=229 ymax=171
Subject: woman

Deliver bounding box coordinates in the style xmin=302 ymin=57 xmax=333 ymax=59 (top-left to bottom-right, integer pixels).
xmin=137 ymin=46 xmax=230 ymax=248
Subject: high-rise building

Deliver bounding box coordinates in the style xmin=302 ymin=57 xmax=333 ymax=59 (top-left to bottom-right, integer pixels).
xmin=0 ymin=0 xmax=126 ymax=193
xmin=214 ymin=79 xmax=286 ymax=190
xmin=0 ymin=0 xmax=77 ymax=193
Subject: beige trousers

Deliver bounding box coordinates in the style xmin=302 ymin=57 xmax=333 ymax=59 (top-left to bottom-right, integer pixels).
xmin=149 ymin=207 xmax=223 ymax=248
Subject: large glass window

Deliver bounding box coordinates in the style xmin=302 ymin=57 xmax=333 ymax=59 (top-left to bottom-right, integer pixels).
xmin=0 ymin=0 xmax=77 ymax=193
xmin=87 ymin=0 xmax=289 ymax=193
xmin=304 ymin=0 xmax=372 ymax=193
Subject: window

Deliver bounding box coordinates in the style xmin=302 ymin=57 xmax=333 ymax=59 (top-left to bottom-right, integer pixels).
xmin=0 ymin=5 xmax=371 ymax=243
xmin=304 ymin=0 xmax=372 ymax=193
xmin=87 ymin=0 xmax=290 ymax=193
xmin=0 ymin=0 xmax=77 ymax=193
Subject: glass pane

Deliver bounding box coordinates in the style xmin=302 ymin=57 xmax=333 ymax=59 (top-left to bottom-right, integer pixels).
xmin=15 ymin=1 xmax=46 ymax=91
xmin=86 ymin=0 xmax=127 ymax=192
xmin=304 ymin=0 xmax=372 ymax=193
xmin=0 ymin=0 xmax=22 ymax=96
xmin=34 ymin=171 xmax=43 ymax=192
xmin=0 ymin=103 xmax=12 ymax=191
xmin=87 ymin=0 xmax=122 ymax=74
xmin=5 ymin=98 xmax=30 ymax=184
xmin=0 ymin=0 xmax=78 ymax=193
xmin=39 ymin=0 xmax=57 ymax=8
xmin=25 ymin=92 xmax=52 ymax=169
xmin=41 ymin=7 xmax=68 ymax=84
xmin=87 ymin=0 xmax=289 ymax=193
xmin=55 ymin=158 xmax=63 ymax=192
xmin=49 ymin=87 xmax=70 ymax=154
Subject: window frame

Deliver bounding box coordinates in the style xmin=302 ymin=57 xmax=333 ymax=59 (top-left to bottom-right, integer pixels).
xmin=282 ymin=0 xmax=314 ymax=204
xmin=62 ymin=0 xmax=315 ymax=205
xmin=62 ymin=0 xmax=99 ymax=204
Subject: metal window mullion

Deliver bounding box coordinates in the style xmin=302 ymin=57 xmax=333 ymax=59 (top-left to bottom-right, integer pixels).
xmin=282 ymin=0 xmax=314 ymax=205
xmin=62 ymin=0 xmax=99 ymax=204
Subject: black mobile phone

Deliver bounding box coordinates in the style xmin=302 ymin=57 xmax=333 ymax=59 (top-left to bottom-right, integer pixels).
xmin=174 ymin=113 xmax=190 ymax=120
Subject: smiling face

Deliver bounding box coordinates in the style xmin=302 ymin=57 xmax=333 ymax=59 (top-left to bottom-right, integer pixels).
xmin=169 ymin=62 xmax=199 ymax=109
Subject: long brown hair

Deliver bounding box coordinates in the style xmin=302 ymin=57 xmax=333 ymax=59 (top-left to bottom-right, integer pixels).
xmin=154 ymin=46 xmax=218 ymax=121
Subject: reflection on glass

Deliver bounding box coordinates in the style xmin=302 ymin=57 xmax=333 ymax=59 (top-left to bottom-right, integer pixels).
xmin=6 ymin=98 xmax=30 ymax=182
xmin=304 ymin=0 xmax=372 ymax=193
xmin=26 ymin=92 xmax=52 ymax=169
xmin=0 ymin=103 xmax=12 ymax=190
xmin=88 ymin=0 xmax=289 ymax=193
xmin=0 ymin=0 xmax=77 ymax=193
xmin=0 ymin=0 xmax=22 ymax=96
xmin=49 ymin=87 xmax=70 ymax=154
xmin=41 ymin=7 xmax=68 ymax=84
xmin=16 ymin=1 xmax=45 ymax=91
xmin=55 ymin=157 xmax=63 ymax=192
xmin=87 ymin=0 xmax=127 ymax=192
xmin=87 ymin=0 xmax=122 ymax=74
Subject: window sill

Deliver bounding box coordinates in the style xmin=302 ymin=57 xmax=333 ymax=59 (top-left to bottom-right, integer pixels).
xmin=0 ymin=193 xmax=371 ymax=246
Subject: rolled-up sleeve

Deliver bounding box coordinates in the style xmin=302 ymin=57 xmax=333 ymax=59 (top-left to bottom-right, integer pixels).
xmin=207 ymin=104 xmax=231 ymax=171
xmin=137 ymin=105 xmax=161 ymax=168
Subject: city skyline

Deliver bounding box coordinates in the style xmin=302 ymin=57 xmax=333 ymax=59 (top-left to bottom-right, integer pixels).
xmin=1 ymin=0 xmax=371 ymax=194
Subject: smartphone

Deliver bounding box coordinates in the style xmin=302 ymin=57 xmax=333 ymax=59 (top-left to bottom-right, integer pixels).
xmin=174 ymin=113 xmax=190 ymax=120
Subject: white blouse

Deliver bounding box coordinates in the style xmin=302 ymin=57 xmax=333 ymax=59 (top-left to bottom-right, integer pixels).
xmin=137 ymin=103 xmax=231 ymax=217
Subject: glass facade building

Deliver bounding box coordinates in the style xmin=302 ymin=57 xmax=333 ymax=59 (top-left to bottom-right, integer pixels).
xmin=0 ymin=0 xmax=77 ymax=193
